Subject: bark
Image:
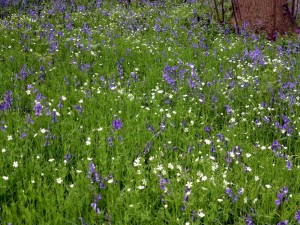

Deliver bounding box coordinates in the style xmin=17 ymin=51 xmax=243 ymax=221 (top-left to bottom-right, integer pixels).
xmin=231 ymin=0 xmax=299 ymax=38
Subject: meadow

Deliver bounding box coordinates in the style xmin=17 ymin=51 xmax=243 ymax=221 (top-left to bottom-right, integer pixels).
xmin=1 ymin=0 xmax=300 ymax=224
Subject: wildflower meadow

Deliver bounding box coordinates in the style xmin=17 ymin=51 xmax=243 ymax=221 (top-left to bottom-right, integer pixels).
xmin=1 ymin=0 xmax=300 ymax=224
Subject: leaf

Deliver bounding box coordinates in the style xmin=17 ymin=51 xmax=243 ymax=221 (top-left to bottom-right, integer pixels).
xmin=90 ymin=43 xmax=101 ymax=49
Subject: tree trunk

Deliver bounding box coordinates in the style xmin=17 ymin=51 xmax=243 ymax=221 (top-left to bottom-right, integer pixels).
xmin=232 ymin=0 xmax=299 ymax=39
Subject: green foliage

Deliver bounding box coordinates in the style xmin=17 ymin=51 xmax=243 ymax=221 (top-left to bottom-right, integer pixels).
xmin=1 ymin=1 xmax=300 ymax=225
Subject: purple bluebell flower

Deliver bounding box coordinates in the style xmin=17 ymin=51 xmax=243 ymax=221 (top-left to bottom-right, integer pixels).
xmin=131 ymin=72 xmax=138 ymax=83
xmin=112 ymin=117 xmax=122 ymax=130
xmin=0 ymin=90 xmax=13 ymax=111
xmin=58 ymin=98 xmax=63 ymax=109
xmin=117 ymin=61 xmax=124 ymax=79
xmin=44 ymin=107 xmax=51 ymax=116
xmin=159 ymin=177 xmax=170 ymax=191
xmin=255 ymin=119 xmax=261 ymax=128
xmin=225 ymin=152 xmax=233 ymax=165
xmin=143 ymin=142 xmax=152 ymax=155
xmin=271 ymin=140 xmax=281 ymax=152
xmin=96 ymin=0 xmax=103 ymax=8
xmin=21 ymin=132 xmax=27 ymax=138
xmin=20 ymin=65 xmax=27 ymax=79
xmin=275 ymin=187 xmax=288 ymax=206
xmin=233 ymin=188 xmax=244 ymax=202
xmin=49 ymin=42 xmax=58 ymax=54
xmin=33 ymin=102 xmax=43 ymax=117
xmin=286 ymin=157 xmax=292 ymax=170
xmin=81 ymin=63 xmax=90 ymax=72
xmin=188 ymin=77 xmax=197 ymax=89
xmin=160 ymin=120 xmax=166 ymax=131
xmin=99 ymin=181 xmax=106 ymax=189
xmin=107 ymin=136 xmax=113 ymax=147
xmin=225 ymin=187 xmax=243 ymax=202
xmin=225 ymin=188 xmax=233 ymax=198
xmin=277 ymin=220 xmax=288 ymax=225
xmin=106 ymin=212 xmax=111 ymax=224
xmin=88 ymin=162 xmax=100 ymax=183
xmin=263 ymin=116 xmax=271 ymax=123
xmin=217 ymin=133 xmax=223 ymax=142
xmin=295 ymin=210 xmax=300 ymax=223
xmin=81 ymin=22 xmax=91 ymax=35
xmin=94 ymin=193 xmax=102 ymax=203
xmin=246 ymin=214 xmax=254 ymax=225
xmin=187 ymin=145 xmax=194 ymax=154
xmin=204 ymin=126 xmax=211 ymax=133
xmin=163 ymin=65 xmax=177 ymax=91
xmin=44 ymin=133 xmax=50 ymax=147
xmin=79 ymin=217 xmax=87 ymax=225
xmin=74 ymin=105 xmax=83 ymax=114
xmin=225 ymin=105 xmax=233 ymax=115
xmin=51 ymin=111 xmax=58 ymax=123
xmin=146 ymin=124 xmax=157 ymax=134
xmin=64 ymin=76 xmax=70 ymax=85
xmin=91 ymin=202 xmax=100 ymax=214
xmin=36 ymin=93 xmax=42 ymax=101
xmin=211 ymin=146 xmax=216 ymax=157
xmin=183 ymin=194 xmax=189 ymax=203
xmin=66 ymin=22 xmax=73 ymax=31
xmin=64 ymin=152 xmax=71 ymax=163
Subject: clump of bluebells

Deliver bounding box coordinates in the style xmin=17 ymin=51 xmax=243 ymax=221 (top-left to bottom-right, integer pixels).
xmin=225 ymin=187 xmax=244 ymax=202
xmin=0 ymin=91 xmax=12 ymax=111
xmin=275 ymin=187 xmax=289 ymax=207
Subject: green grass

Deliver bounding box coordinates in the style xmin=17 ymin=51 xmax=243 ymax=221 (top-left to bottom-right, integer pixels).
xmin=1 ymin=1 xmax=300 ymax=224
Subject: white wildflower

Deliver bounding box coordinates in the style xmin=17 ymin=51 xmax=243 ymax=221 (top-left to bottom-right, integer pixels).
xmin=56 ymin=177 xmax=63 ymax=184
xmin=133 ymin=157 xmax=141 ymax=167
xmin=186 ymin=181 xmax=193 ymax=188
xmin=40 ymin=128 xmax=47 ymax=133
xmin=198 ymin=209 xmax=205 ymax=218
xmin=168 ymin=163 xmax=174 ymax=170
